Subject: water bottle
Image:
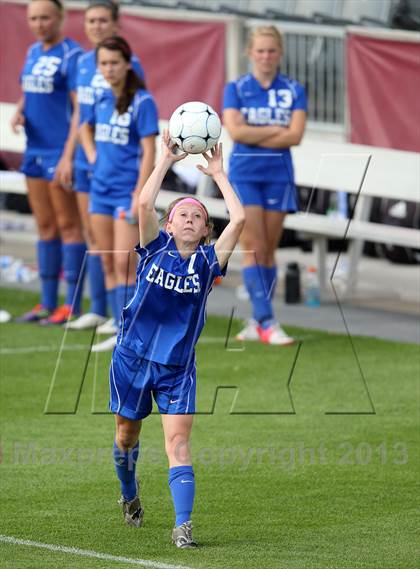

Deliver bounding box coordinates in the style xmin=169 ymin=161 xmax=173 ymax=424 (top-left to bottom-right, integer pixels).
xmin=305 ymin=266 xmax=321 ymax=307
xmin=116 ymin=207 xmax=138 ymax=225
xmin=285 ymin=262 xmax=301 ymax=304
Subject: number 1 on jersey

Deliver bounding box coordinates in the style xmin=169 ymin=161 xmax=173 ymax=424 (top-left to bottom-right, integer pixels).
xmin=187 ymin=253 xmax=197 ymax=274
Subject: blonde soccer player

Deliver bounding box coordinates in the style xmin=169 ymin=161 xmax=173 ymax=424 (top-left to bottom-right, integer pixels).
xmin=223 ymin=25 xmax=307 ymax=345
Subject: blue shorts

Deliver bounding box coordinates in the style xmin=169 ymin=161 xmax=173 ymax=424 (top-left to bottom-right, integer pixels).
xmin=233 ymin=181 xmax=298 ymax=212
xmin=109 ymin=344 xmax=197 ymax=420
xmin=74 ymin=168 xmax=92 ymax=193
xmin=21 ymin=151 xmax=61 ymax=181
xmin=89 ymin=192 xmax=132 ymax=218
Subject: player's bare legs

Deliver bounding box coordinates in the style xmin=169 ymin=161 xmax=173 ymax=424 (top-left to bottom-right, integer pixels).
xmin=48 ymin=181 xmax=84 ymax=243
xmin=114 ymin=414 xmax=143 ymax=526
xmin=240 ymin=205 xmax=269 ymax=267
xmin=76 ymin=193 xmax=95 ymax=248
xmin=88 ymin=214 xmax=119 ymax=347
xmin=161 ymin=414 xmax=193 ymax=467
xmin=89 ymin=215 xmax=138 ymax=351
xmin=27 ymin=177 xmax=59 ymax=240
xmin=264 ymin=210 xmax=287 ymax=266
xmin=115 ymin=414 xmax=142 ymax=450
xmin=92 ymin=214 xmax=116 ymax=311
xmin=91 ymin=214 xmax=116 ymax=290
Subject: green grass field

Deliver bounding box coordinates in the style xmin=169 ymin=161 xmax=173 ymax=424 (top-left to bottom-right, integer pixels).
xmin=0 ymin=287 xmax=418 ymax=569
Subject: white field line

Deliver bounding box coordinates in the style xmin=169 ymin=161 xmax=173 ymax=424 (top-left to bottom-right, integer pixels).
xmin=0 ymin=535 xmax=195 ymax=569
xmin=0 ymin=337 xmax=224 ymax=355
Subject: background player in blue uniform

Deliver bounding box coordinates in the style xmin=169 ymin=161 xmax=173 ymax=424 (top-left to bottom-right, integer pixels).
xmin=11 ymin=0 xmax=86 ymax=325
xmin=68 ymin=0 xmax=146 ymax=332
xmin=223 ymin=25 xmax=307 ymax=345
xmin=80 ymin=36 xmax=157 ymax=352
xmin=109 ymin=132 xmax=244 ymax=547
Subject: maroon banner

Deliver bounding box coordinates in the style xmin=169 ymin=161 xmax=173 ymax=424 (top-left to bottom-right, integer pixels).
xmin=347 ymin=31 xmax=420 ymax=152
xmin=0 ymin=2 xmax=225 ymax=118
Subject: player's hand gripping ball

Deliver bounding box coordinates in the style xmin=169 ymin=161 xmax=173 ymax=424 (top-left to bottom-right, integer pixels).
xmin=169 ymin=101 xmax=222 ymax=154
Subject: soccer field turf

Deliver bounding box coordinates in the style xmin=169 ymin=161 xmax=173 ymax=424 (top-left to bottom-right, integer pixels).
xmin=0 ymin=287 xmax=418 ymax=569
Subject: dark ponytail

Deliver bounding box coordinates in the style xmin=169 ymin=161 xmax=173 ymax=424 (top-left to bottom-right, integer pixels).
xmin=118 ymin=68 xmax=145 ymax=114
xmin=96 ymin=36 xmax=146 ymax=115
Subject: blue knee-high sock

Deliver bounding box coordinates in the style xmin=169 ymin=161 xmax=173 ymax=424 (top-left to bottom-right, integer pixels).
xmin=38 ymin=238 xmax=62 ymax=311
xmin=263 ymin=266 xmax=278 ymax=300
xmin=113 ymin=441 xmax=139 ymax=501
xmin=106 ymin=288 xmax=119 ymax=324
xmin=62 ymin=242 xmax=87 ymax=313
xmin=168 ymin=466 xmax=195 ymax=527
xmin=116 ymin=284 xmax=136 ymax=316
xmin=243 ymin=265 xmax=273 ymax=324
xmin=88 ymin=254 xmax=107 ymax=316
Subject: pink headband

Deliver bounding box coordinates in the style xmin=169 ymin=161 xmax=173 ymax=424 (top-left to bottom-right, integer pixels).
xmin=168 ymin=198 xmax=208 ymax=223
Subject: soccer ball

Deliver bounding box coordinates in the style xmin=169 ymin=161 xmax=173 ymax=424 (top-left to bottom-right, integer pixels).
xmin=168 ymin=101 xmax=221 ymax=154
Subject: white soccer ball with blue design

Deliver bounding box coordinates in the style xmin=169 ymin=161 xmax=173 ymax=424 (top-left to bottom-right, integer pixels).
xmin=169 ymin=101 xmax=221 ymax=154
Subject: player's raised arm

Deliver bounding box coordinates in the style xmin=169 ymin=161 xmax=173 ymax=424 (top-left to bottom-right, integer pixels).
xmin=137 ymin=130 xmax=187 ymax=247
xmin=197 ymin=144 xmax=245 ymax=269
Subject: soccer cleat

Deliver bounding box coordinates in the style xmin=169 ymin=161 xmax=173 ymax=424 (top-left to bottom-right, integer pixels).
xmin=172 ymin=521 xmax=198 ymax=549
xmin=257 ymin=323 xmax=294 ymax=346
xmin=15 ymin=304 xmax=50 ymax=323
xmin=235 ymin=318 xmax=259 ymax=341
xmin=91 ymin=334 xmax=117 ymax=352
xmin=118 ymin=484 xmax=144 ymax=527
xmin=96 ymin=317 xmax=117 ymax=335
xmin=39 ymin=304 xmax=75 ymax=326
xmin=65 ymin=312 xmax=107 ymax=330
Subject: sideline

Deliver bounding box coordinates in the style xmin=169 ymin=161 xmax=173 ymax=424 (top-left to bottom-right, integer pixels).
xmin=0 ymin=535 xmax=195 ymax=569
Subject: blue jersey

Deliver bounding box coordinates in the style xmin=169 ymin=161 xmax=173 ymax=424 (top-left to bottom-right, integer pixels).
xmin=88 ymin=89 xmax=158 ymax=197
xmin=75 ymin=50 xmax=145 ymax=171
xmin=21 ymin=38 xmax=82 ymax=154
xmin=223 ymin=73 xmax=307 ymax=183
xmin=117 ymin=231 xmax=226 ymax=366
